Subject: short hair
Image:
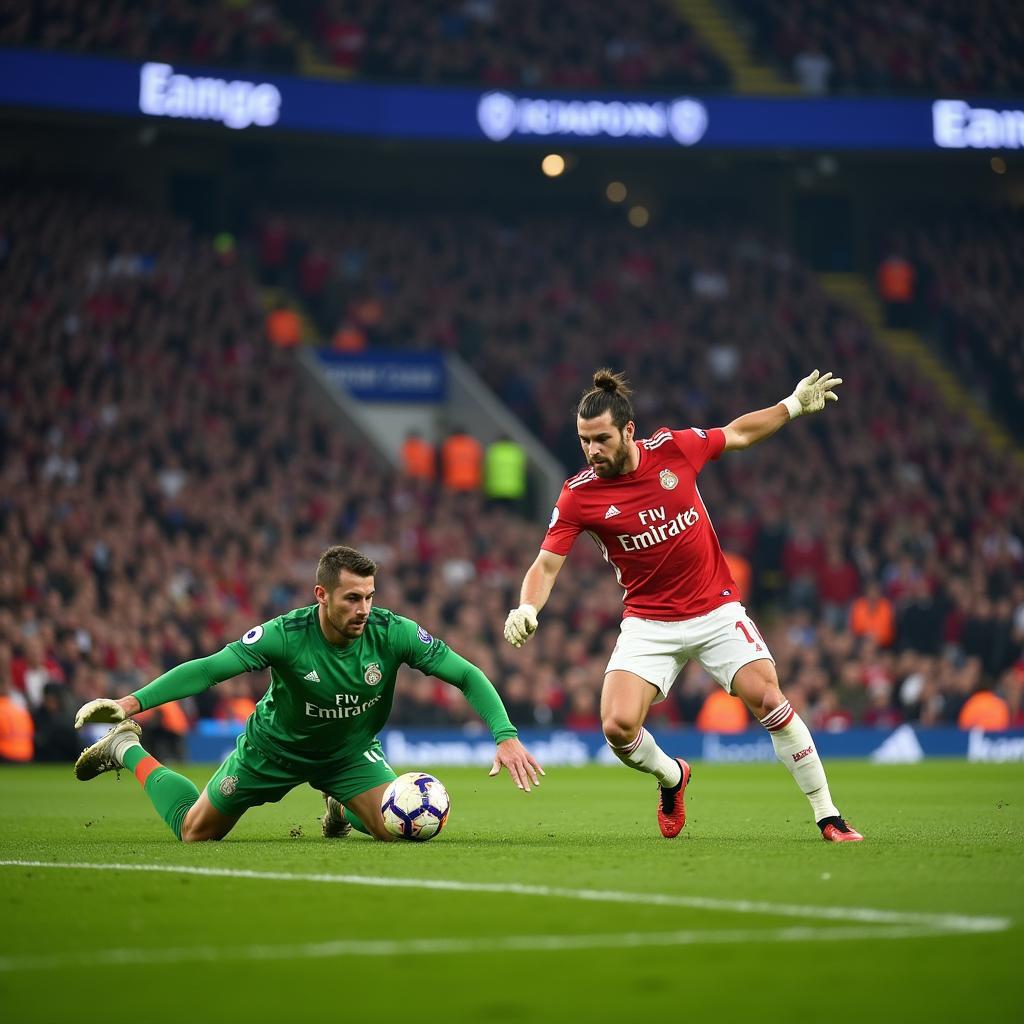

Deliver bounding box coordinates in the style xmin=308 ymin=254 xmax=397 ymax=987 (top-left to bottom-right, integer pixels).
xmin=316 ymin=546 xmax=378 ymax=589
xmin=576 ymin=368 xmax=635 ymax=430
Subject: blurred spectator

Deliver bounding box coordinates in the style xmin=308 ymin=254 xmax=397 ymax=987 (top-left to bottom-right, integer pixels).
xmin=31 ymin=681 xmax=80 ymax=762
xmin=441 ymin=427 xmax=483 ymax=491
xmin=958 ymin=688 xmax=1011 ymax=732
xmin=877 ymin=248 xmax=917 ymax=328
xmin=484 ymin=435 xmax=527 ymax=511
xmin=267 ymin=303 xmax=303 ymax=347
xmin=695 ymin=689 xmax=749 ymax=733
xmin=0 ymin=674 xmax=34 ymax=763
xmin=401 ymin=430 xmax=437 ymax=483
xmin=849 ymin=582 xmax=896 ymax=649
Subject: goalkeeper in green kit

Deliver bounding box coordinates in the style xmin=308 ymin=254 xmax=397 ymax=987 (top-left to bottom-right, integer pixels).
xmin=74 ymin=545 xmax=544 ymax=841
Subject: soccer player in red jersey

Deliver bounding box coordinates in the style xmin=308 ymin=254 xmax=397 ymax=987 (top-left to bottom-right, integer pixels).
xmin=504 ymin=368 xmax=862 ymax=843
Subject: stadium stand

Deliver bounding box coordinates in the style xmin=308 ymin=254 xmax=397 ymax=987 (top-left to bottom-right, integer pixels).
xmin=729 ymin=0 xmax=1024 ymax=95
xmin=1 ymin=0 xmax=731 ymax=89
xmin=3 ymin=189 xmax=1023 ymax=758
xmin=877 ymin=208 xmax=1024 ymax=438
xmin=0 ymin=0 xmax=301 ymax=72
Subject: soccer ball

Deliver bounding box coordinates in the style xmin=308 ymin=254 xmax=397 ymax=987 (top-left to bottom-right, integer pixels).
xmin=381 ymin=772 xmax=450 ymax=841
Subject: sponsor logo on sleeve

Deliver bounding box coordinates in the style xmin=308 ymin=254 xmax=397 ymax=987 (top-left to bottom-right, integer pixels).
xmin=241 ymin=625 xmax=264 ymax=645
xmin=219 ymin=775 xmax=239 ymax=796
xmin=416 ymin=626 xmax=434 ymax=645
xmin=549 ymin=506 xmax=560 ymax=528
xmin=691 ymin=427 xmax=707 ymax=439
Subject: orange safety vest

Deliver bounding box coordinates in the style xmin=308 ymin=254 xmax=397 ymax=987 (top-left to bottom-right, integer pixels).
xmin=0 ymin=696 xmax=34 ymax=761
xmin=267 ymin=308 xmax=302 ymax=347
xmin=695 ymin=689 xmax=749 ymax=734
xmin=958 ymin=691 xmax=1010 ymax=732
xmin=401 ymin=437 xmax=437 ymax=481
xmin=441 ymin=434 xmax=483 ymax=490
xmin=877 ymin=258 xmax=915 ymax=303
xmin=849 ymin=596 xmax=896 ymax=648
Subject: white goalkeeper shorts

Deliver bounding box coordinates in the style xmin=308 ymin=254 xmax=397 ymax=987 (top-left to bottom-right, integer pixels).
xmin=604 ymin=602 xmax=775 ymax=701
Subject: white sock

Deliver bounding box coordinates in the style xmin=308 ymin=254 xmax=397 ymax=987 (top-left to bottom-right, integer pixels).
xmin=761 ymin=703 xmax=839 ymax=822
xmin=109 ymin=730 xmax=141 ymax=767
xmin=608 ymin=728 xmax=682 ymax=787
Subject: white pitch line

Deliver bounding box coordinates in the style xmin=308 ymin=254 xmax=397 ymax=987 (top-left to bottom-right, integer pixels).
xmin=0 ymin=860 xmax=1009 ymax=936
xmin=0 ymin=924 xmax=971 ymax=973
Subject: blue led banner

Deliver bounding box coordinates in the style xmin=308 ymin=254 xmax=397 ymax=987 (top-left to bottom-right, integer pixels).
xmin=316 ymin=350 xmax=447 ymax=402
xmin=2 ymin=48 xmax=1023 ymax=150
xmin=184 ymin=722 xmax=1024 ymax=765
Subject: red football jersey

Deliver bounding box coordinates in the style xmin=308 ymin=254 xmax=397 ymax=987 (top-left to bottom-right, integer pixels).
xmin=542 ymin=426 xmax=738 ymax=620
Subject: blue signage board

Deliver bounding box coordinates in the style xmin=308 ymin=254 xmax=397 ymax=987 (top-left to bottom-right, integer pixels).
xmin=316 ymin=350 xmax=447 ymax=402
xmin=187 ymin=721 xmax=1024 ymax=765
xmin=3 ymin=48 xmax=1024 ymax=151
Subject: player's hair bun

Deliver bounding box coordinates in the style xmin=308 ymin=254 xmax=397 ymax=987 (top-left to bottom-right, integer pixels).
xmin=593 ymin=368 xmax=632 ymax=397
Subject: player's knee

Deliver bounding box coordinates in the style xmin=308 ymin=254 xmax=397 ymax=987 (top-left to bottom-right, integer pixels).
xmin=602 ymin=713 xmax=640 ymax=749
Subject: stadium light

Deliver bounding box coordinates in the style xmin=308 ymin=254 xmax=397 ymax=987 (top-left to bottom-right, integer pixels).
xmin=541 ymin=153 xmax=566 ymax=177
xmin=606 ymin=181 xmax=627 ymax=203
xmin=628 ymin=205 xmax=650 ymax=228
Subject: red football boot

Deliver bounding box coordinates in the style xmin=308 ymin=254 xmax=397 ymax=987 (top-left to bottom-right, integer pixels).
xmin=657 ymin=758 xmax=691 ymax=838
xmin=818 ymin=815 xmax=864 ymax=843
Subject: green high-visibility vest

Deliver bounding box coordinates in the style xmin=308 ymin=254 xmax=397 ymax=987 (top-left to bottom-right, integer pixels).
xmin=484 ymin=440 xmax=527 ymax=499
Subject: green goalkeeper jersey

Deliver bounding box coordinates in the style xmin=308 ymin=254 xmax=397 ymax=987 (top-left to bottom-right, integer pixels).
xmin=132 ymin=604 xmax=517 ymax=768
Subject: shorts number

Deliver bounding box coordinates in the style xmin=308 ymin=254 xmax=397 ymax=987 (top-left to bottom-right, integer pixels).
xmin=734 ymin=620 xmax=766 ymax=651
xmin=363 ymin=748 xmax=393 ymax=772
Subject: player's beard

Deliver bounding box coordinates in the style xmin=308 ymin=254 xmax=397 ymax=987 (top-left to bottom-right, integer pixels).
xmin=327 ymin=608 xmax=368 ymax=640
xmin=590 ymin=437 xmax=630 ymax=477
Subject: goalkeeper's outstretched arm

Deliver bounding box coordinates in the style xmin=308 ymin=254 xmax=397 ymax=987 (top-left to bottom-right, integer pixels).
xmin=722 ymin=369 xmax=842 ymax=452
xmin=75 ymin=648 xmax=247 ymax=727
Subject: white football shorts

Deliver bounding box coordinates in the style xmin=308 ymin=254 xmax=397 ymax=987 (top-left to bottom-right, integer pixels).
xmin=604 ymin=601 xmax=774 ymax=700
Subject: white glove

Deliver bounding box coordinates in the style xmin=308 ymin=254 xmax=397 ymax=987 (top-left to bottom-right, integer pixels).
xmin=75 ymin=698 xmax=127 ymax=730
xmin=781 ymin=369 xmax=842 ymax=419
xmin=504 ymin=604 xmax=539 ymax=648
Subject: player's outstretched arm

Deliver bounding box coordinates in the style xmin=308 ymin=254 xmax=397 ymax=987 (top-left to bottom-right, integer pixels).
xmin=722 ymin=369 xmax=842 ymax=452
xmin=504 ymin=550 xmax=565 ymax=647
xmin=488 ymin=737 xmax=545 ymax=793
xmin=75 ymin=649 xmax=247 ymax=728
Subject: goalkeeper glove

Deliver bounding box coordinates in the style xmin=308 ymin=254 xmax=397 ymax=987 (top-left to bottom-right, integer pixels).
xmin=504 ymin=604 xmax=539 ymax=648
xmin=781 ymin=369 xmax=842 ymax=419
xmin=74 ymin=698 xmax=127 ymax=729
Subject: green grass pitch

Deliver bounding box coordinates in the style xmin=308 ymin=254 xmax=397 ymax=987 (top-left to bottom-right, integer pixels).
xmin=1 ymin=760 xmax=1022 ymax=1024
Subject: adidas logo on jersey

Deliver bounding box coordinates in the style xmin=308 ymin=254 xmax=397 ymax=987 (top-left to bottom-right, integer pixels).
xmin=604 ymin=505 xmax=621 ymax=519
xmin=304 ymin=670 xmax=320 ymax=682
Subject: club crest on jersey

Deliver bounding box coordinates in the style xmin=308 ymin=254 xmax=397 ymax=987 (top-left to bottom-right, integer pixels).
xmin=219 ymin=775 xmax=238 ymax=796
xmin=659 ymin=469 xmax=679 ymax=490
xmin=363 ymin=662 xmax=383 ymax=686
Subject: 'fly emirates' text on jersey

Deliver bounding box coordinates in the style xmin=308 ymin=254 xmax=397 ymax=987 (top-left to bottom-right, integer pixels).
xmin=543 ymin=427 xmax=737 ymax=621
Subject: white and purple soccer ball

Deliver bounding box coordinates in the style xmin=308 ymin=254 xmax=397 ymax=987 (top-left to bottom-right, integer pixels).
xmin=381 ymin=772 xmax=450 ymax=841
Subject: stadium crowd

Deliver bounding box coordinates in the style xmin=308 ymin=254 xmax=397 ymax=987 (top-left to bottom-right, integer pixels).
xmin=292 ymin=0 xmax=730 ymax=89
xmin=3 ymin=0 xmax=729 ymax=90
xmin=732 ymin=0 xmax=1024 ymax=95
xmin=875 ymin=208 xmax=1024 ymax=438
xmin=0 ymin=0 xmax=301 ymax=72
xmin=2 ymin=191 xmax=1023 ymax=763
